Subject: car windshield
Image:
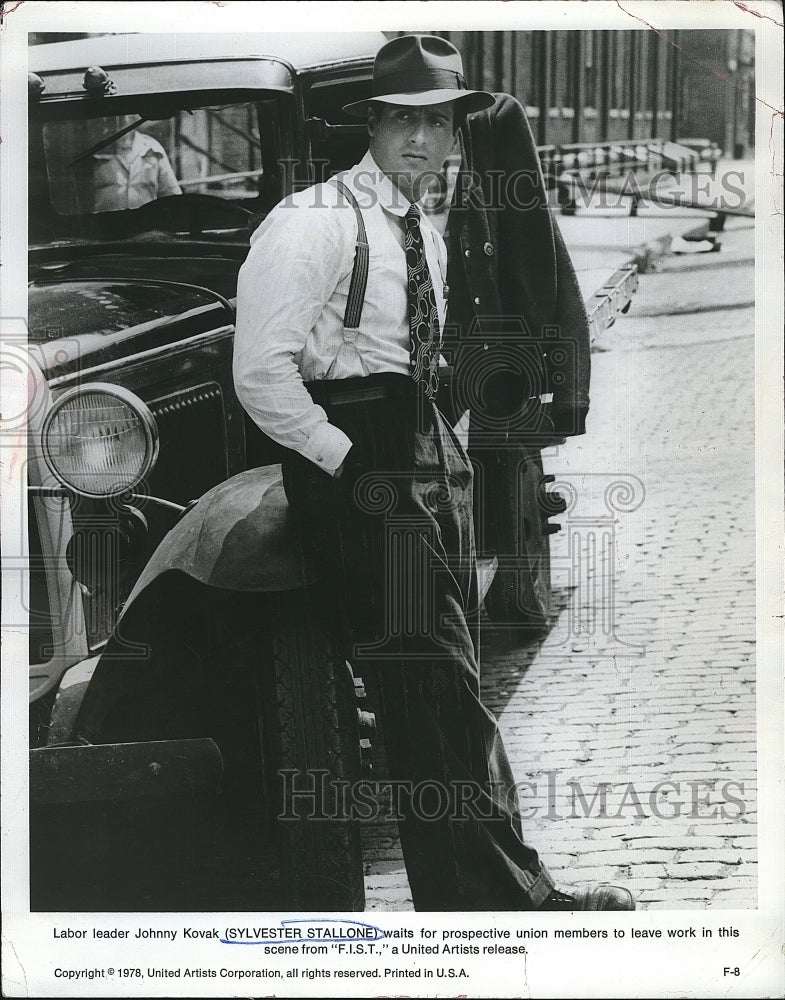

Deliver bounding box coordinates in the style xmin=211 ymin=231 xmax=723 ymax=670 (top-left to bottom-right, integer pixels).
xmin=40 ymin=101 xmax=269 ymax=216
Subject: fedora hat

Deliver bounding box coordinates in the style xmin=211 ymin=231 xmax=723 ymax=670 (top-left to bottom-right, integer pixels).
xmin=342 ymin=34 xmax=495 ymax=117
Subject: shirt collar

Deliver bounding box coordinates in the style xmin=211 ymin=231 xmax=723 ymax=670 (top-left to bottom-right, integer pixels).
xmin=93 ymin=131 xmax=159 ymax=162
xmin=347 ymin=150 xmax=429 ymax=218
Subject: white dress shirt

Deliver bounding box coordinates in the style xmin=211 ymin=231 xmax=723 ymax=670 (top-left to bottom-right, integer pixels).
xmin=233 ymin=151 xmax=448 ymax=474
xmin=91 ymin=131 xmax=182 ymax=212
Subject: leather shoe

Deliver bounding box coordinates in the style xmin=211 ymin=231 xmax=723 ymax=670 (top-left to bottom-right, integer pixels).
xmin=541 ymin=883 xmax=636 ymax=911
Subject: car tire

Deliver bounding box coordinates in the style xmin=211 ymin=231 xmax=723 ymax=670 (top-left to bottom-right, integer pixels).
xmin=66 ymin=579 xmax=366 ymax=912
xmin=262 ymin=587 xmax=366 ymax=912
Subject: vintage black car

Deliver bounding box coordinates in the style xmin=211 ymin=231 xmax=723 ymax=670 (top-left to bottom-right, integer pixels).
xmin=27 ymin=31 xmax=392 ymax=913
xmin=26 ymin=32 xmax=637 ymax=914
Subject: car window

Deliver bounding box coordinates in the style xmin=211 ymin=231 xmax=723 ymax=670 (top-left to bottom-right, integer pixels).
xmin=306 ymin=79 xmax=372 ymax=179
xmin=42 ymin=102 xmax=266 ymax=215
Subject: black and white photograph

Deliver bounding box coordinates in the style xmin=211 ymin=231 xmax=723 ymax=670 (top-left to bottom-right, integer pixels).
xmin=1 ymin=1 xmax=783 ymax=997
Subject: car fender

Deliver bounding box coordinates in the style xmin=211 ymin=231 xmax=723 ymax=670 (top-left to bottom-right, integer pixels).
xmin=46 ymin=655 xmax=102 ymax=746
xmin=127 ymin=464 xmax=321 ymax=606
xmin=67 ymin=466 xmax=324 ymax=743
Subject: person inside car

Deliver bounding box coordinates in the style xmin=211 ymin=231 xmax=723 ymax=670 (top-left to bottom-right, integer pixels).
xmin=87 ymin=115 xmax=182 ymax=212
xmin=233 ymin=34 xmax=634 ymax=912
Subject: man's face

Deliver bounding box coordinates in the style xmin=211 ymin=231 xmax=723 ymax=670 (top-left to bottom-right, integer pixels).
xmin=368 ymin=102 xmax=456 ymax=203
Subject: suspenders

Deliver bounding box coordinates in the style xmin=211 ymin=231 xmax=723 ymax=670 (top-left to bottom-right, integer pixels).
xmin=329 ymin=178 xmax=444 ymax=381
xmin=314 ymin=177 xmax=449 ymax=397
xmin=333 ymin=179 xmax=370 ymax=333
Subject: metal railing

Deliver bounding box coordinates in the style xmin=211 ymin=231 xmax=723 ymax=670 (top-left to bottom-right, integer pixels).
xmin=540 ymin=136 xmax=725 ymax=215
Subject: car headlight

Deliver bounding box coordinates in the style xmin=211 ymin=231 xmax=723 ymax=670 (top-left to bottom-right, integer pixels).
xmin=41 ymin=383 xmax=159 ymax=498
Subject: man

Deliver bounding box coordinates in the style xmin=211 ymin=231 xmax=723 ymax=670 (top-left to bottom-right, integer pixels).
xmin=88 ymin=117 xmax=181 ymax=212
xmin=430 ymin=93 xmax=592 ymax=630
xmin=234 ymin=34 xmax=633 ymax=912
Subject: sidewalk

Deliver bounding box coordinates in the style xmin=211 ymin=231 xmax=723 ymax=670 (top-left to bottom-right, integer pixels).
xmin=362 ymin=160 xmax=758 ymax=911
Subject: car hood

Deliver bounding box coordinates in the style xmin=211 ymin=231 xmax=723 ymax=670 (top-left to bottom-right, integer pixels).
xmin=29 ymin=278 xmax=235 ymax=381
xmin=30 ymin=228 xmax=250 ymax=299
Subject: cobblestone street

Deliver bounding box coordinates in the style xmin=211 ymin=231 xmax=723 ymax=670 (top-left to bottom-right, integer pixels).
xmin=363 ymin=178 xmax=758 ymax=911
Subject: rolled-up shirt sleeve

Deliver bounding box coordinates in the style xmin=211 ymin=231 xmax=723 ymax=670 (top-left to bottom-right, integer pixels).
xmin=156 ymin=151 xmax=182 ymax=198
xmin=233 ymin=196 xmax=354 ymax=474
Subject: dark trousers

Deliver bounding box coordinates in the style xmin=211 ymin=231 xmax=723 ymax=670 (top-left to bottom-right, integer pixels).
xmin=282 ymin=374 xmax=553 ymax=910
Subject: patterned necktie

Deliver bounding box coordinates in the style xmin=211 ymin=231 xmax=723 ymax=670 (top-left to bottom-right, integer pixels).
xmin=404 ymin=204 xmax=440 ymax=401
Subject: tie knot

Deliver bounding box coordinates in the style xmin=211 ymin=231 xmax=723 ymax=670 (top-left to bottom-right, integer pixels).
xmin=405 ymin=204 xmax=421 ymax=229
